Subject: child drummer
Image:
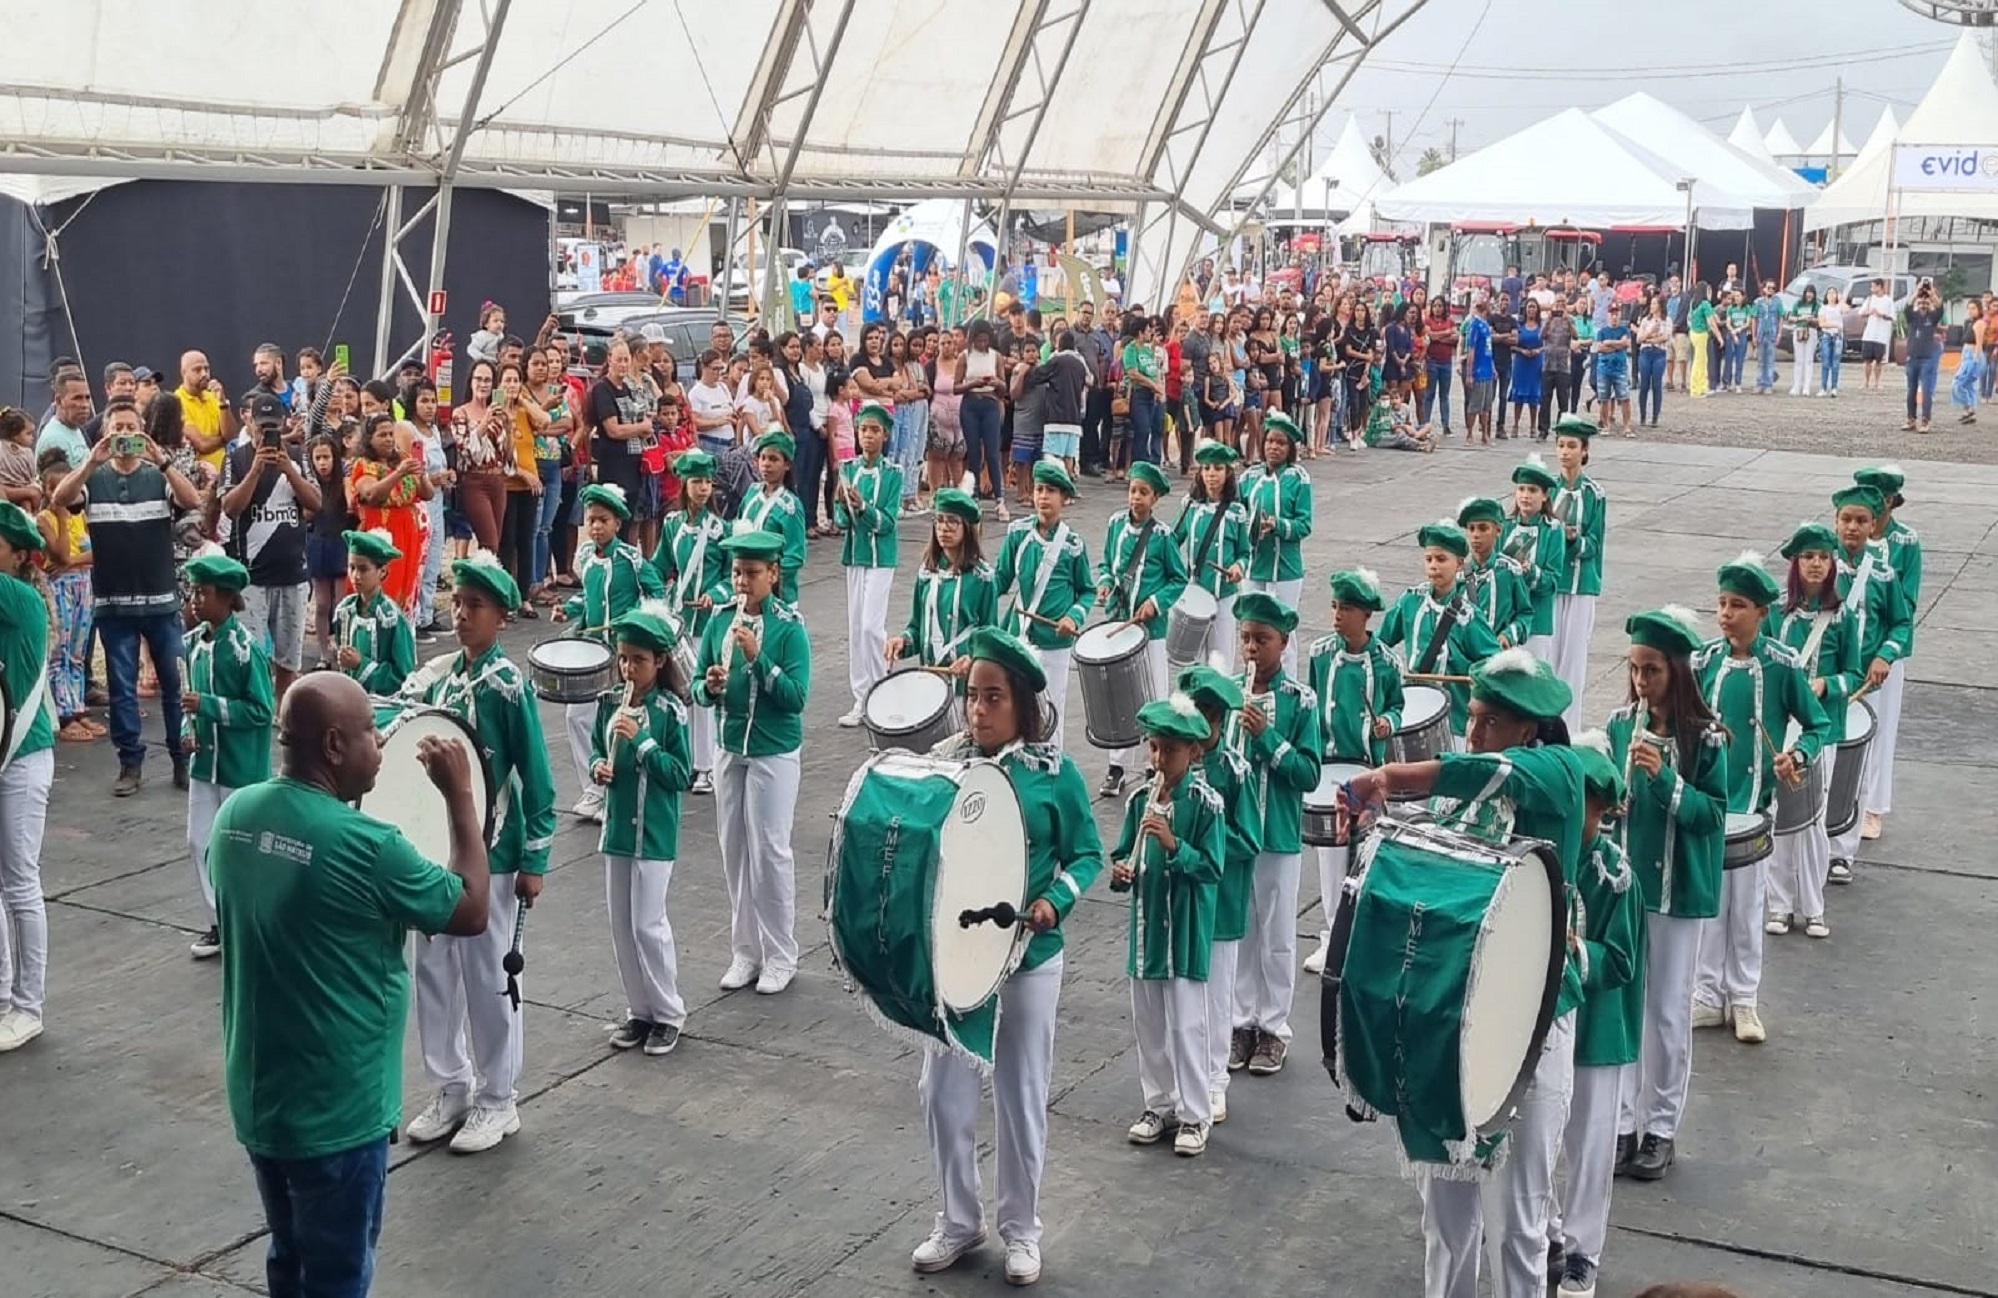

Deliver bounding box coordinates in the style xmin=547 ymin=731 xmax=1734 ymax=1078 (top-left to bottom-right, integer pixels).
xmin=591 ymin=603 xmax=694 ymax=1058
xmin=1302 ymin=568 xmax=1404 ymax=977
xmin=1692 ymin=554 xmax=1830 ymax=1045
xmin=1175 ymin=663 xmax=1262 ymax=1127
xmin=334 ymin=528 xmax=416 ymax=696
xmin=1457 ymin=496 xmax=1533 ymax=649
xmin=1833 ymin=478 xmax=1916 ymax=860
xmin=1110 ymin=694 xmax=1227 ymax=1157
xmin=404 ymin=550 xmax=558 ymax=1154
xmin=888 ymin=488 xmax=997 ymax=689
xmin=556 ymin=482 xmax=667 ymax=823
xmin=993 ymin=457 xmax=1094 ymax=750
xmin=1502 ymin=455 xmax=1568 ymax=661
xmin=833 ymin=403 xmax=902 ymax=729
xmin=1227 ymin=592 xmax=1322 ymax=1079
xmin=1093 ymin=461 xmax=1188 ymax=800
xmin=696 ymin=526 xmax=811 ymax=995
xmin=181 ymin=554 xmax=275 ymax=963
xmin=1378 ymin=520 xmax=1502 ymax=743
xmin=653 ymin=450 xmax=733 ymax=796
xmin=1238 ymin=412 xmax=1313 ymax=672
xmin=738 ymin=428 xmax=808 ymax=604
xmin=1172 ymin=440 xmax=1250 ymax=667
xmin=1550 ymin=414 xmax=1607 ymax=732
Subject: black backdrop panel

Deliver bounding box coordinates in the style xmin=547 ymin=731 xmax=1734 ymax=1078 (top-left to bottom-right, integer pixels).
xmin=34 ymin=180 xmax=548 ymax=399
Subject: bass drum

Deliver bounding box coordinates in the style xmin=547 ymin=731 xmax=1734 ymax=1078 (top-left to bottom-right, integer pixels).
xmin=361 ymin=705 xmax=496 ymax=867
xmin=863 ymin=670 xmax=961 ymax=753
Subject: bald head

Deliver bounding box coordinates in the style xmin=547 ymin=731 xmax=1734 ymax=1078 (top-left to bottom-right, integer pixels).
xmin=280 ymin=673 xmax=381 ymax=799
xmin=180 ymin=350 xmax=212 ymax=391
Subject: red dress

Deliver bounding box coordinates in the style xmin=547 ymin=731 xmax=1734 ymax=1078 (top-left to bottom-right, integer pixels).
xmin=349 ymin=458 xmax=426 ymax=612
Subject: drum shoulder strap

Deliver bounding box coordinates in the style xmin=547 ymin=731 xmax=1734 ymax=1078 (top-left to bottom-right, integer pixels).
xmin=1413 ymin=593 xmax=1464 ymax=676
xmin=1117 ymin=516 xmax=1157 ymax=607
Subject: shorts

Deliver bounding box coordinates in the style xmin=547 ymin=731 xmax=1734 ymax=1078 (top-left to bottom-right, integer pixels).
xmin=1042 ymin=425 xmax=1081 ymax=459
xmin=1670 ymin=334 xmax=1691 ymax=362
xmin=1011 ymin=437 xmax=1045 ymax=464
xmin=1464 ymin=379 xmax=1495 ymax=413
xmin=1597 ymin=368 xmax=1631 ymax=401
xmin=305 ymin=533 xmax=348 ymax=581
xmin=242 ymin=581 xmax=308 ymax=672
xmin=1861 ymin=339 xmax=1887 ymax=362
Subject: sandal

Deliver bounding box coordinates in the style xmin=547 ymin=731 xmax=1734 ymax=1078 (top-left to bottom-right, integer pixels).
xmin=58 ymin=719 xmax=95 ymax=742
xmin=81 ymin=715 xmax=108 ymax=737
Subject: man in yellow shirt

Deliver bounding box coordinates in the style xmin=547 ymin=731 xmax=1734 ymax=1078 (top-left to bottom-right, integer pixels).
xmin=175 ymin=350 xmax=236 ymax=469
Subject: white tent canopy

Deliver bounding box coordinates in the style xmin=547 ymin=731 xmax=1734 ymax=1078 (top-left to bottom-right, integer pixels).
xmin=1243 ymin=115 xmax=1390 ymax=223
xmin=1808 ymin=33 xmax=1998 ymax=231
xmin=1729 ymin=107 xmax=1777 ymax=164
xmin=1763 ymin=118 xmax=1805 ymax=159
xmin=1860 ymin=106 xmax=1902 ymax=158
xmin=1804 ymin=120 xmax=1856 ymax=161
xmin=1592 ymin=93 xmax=1816 ymax=222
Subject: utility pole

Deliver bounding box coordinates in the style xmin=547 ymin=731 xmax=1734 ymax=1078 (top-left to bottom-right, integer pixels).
xmin=1383 ymin=110 xmax=1395 ymax=172
xmin=1829 ymin=76 xmax=1844 ymax=180
xmin=1446 ymin=117 xmax=1464 ymax=162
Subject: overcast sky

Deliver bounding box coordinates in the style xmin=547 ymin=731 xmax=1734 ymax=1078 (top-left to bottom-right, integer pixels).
xmin=1328 ymin=0 xmax=1978 ymax=173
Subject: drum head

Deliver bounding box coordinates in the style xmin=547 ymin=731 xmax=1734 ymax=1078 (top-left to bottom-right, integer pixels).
xmin=366 ymin=709 xmax=492 ymax=868
xmin=531 ymin=638 xmax=614 ymax=672
xmin=1844 ymin=698 xmax=1876 ymax=744
xmin=1075 ymin=621 xmax=1146 ymax=663
xmin=1460 ymin=844 xmax=1561 ymax=1131
xmin=1308 ymin=761 xmax=1371 ymax=810
xmin=931 ymin=762 xmax=1029 ymax=1012
xmin=1176 ymin=586 xmax=1219 ymax=618
xmin=1399 ymin=686 xmax=1450 ymax=731
xmin=1726 ymin=811 xmax=1769 ymax=839
xmin=866 ymin=671 xmax=952 ymax=730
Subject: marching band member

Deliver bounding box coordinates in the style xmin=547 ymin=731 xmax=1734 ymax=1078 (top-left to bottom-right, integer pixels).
xmin=1549 ymin=415 xmax=1607 ymax=733
xmin=1764 ymin=523 xmax=1860 ymax=938
xmin=1554 ymin=730 xmax=1648 ymax=1298
xmin=0 ymin=501 xmax=55 ymax=1050
xmin=590 ymin=603 xmax=693 ymax=1058
xmin=405 ymin=550 xmax=558 ymax=1154
xmin=697 ymin=526 xmax=811 ymax=995
xmin=889 ymin=488 xmax=998 ymax=687
xmin=1341 ymin=650 xmax=1586 ymax=1298
xmin=556 ymin=482 xmax=666 ymax=823
xmin=653 ymin=451 xmax=732 ymax=796
xmin=1378 ymin=520 xmax=1503 ymax=742
xmin=333 ymin=529 xmax=416 ymax=697
xmin=1175 ymin=663 xmax=1262 ymax=1126
xmin=1692 ymin=555 xmax=1830 ymax=1045
xmin=1827 ymin=484 xmax=1912 ymax=877
xmin=1502 ymin=456 xmax=1568 ymax=662
xmin=1302 ymin=568 xmax=1405 ymax=976
xmin=181 ymin=554 xmax=275 ymax=963
xmin=1457 ymin=496 xmax=1533 ymax=648
xmin=1238 ymin=412 xmax=1312 ymax=673
xmin=1851 ymin=466 xmax=1920 ymax=845
xmin=1172 ymin=440 xmax=1250 ymax=666
xmin=913 ymin=628 xmax=1104 ymax=1288
xmin=737 ymin=429 xmax=808 ymax=605
xmin=1094 ymin=461 xmax=1188 ymax=799
xmin=1227 ymin=592 xmax=1322 ymax=1078
xmin=1606 ymin=607 xmax=1727 ymax=1186
xmin=834 ymin=403 xmax=902 ymax=729
xmin=993 ymin=458 xmax=1093 ymax=749
xmin=1110 ymin=693 xmax=1227 ymax=1157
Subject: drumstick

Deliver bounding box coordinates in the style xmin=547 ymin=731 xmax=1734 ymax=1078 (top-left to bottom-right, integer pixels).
xmin=1404 ymin=671 xmax=1473 ymax=685
xmin=1753 ymin=718 xmax=1804 ymax=789
xmin=1849 ymin=679 xmax=1876 ymax=704
xmin=501 ymin=895 xmax=528 ymax=1011
xmin=1018 ymin=608 xmax=1062 ymax=628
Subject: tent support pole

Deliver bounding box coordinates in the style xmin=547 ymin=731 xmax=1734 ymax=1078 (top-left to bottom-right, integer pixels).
xmin=719 ymin=198 xmax=742 ymax=310
xmin=374 ymin=184 xmax=406 ymax=376
xmin=950 ymin=196 xmax=976 ymax=326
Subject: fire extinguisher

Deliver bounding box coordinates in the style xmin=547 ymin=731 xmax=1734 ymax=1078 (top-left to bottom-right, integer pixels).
xmin=428 ymin=330 xmax=456 ymax=417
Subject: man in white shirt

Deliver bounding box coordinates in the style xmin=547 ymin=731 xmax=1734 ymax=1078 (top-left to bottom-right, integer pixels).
xmin=1858 ymin=278 xmax=1896 ymax=392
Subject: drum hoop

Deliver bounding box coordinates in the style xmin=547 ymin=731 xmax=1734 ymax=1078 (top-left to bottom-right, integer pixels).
xmin=1074 ymin=621 xmax=1146 ymax=662
xmin=1396 ymin=685 xmax=1451 ymax=730
xmin=371 ymin=706 xmax=498 ymax=843
xmin=1725 ymin=810 xmax=1771 ymax=837
xmin=1174 ymin=586 xmax=1219 ymax=616
xmin=928 ymin=759 xmax=1030 ymax=1011
xmin=1460 ymin=833 xmax=1565 ymax=1138
xmin=529 ymin=637 xmax=616 ymax=673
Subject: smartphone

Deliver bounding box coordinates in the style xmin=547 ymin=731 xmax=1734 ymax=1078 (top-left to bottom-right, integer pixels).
xmin=332 ymin=342 xmax=351 ymax=373
xmin=114 ymin=434 xmax=144 ymax=457
xmin=262 ymin=423 xmax=284 ymax=449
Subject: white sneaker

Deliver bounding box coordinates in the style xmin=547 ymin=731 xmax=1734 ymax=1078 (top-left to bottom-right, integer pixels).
xmin=1210 ymin=1091 xmax=1227 ymax=1124
xmin=448 ymin=1101 xmax=521 ymax=1153
xmin=1302 ymin=934 xmax=1329 ymax=975
xmin=572 ymin=790 xmax=605 ymax=822
xmin=718 ymin=957 xmax=759 ymax=990
xmin=1691 ymin=1000 xmax=1727 ymax=1030
xmin=1004 ymin=1238 xmax=1042 ymax=1286
xmin=838 ymin=708 xmax=864 ymax=728
xmin=1127 ymin=1110 xmax=1173 ymax=1144
xmin=1862 ymin=811 xmax=1883 ymax=840
xmin=755 ymin=966 xmax=795 ymax=995
xmin=406 ymin=1089 xmax=472 ymax=1142
xmin=911 ymin=1220 xmax=986 ymax=1273
xmin=1173 ymin=1122 xmax=1209 ymax=1157
xmin=1732 ymin=1004 xmax=1767 ymax=1044
xmin=0 ymin=1008 xmax=44 ymax=1052
xmin=1803 ymin=915 xmax=1831 ymax=939
xmin=1765 ymin=912 xmax=1792 ymax=936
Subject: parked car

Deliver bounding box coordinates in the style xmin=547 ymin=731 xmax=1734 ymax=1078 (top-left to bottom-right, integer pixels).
xmin=1779 ymin=266 xmax=1913 ymax=360
xmin=723 ymin=247 xmax=811 ymax=308
xmin=561 ymin=307 xmax=751 ymax=382
xmin=555 ymin=292 xmax=673 ymax=331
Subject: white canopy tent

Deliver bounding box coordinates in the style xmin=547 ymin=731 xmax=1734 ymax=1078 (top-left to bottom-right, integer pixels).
xmin=1240 ymin=115 xmax=1389 ymax=223
xmin=1729 ymin=107 xmax=1778 ymax=164
xmin=1 ymin=0 xmax=1425 ymax=367
xmin=1592 ymin=93 xmax=1817 ymax=223
xmin=1807 ymin=33 xmax=1998 ymax=232
xmin=1859 ymin=106 xmax=1902 ymax=159
xmin=1804 ymin=119 xmax=1857 ymax=163
xmin=1763 ymin=118 xmax=1806 ymax=159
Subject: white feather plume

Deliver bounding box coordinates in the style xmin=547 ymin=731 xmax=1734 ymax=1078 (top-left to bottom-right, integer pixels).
xmin=1484 ymin=646 xmax=1539 ymax=677
xmin=1657 ymin=603 xmax=1703 ymax=641
xmin=1353 ymin=566 xmax=1381 ymax=595
xmin=593 ymin=481 xmax=628 ymax=504
xmin=1458 ymin=495 xmax=1485 ymax=516
xmin=636 ymin=598 xmax=677 ymax=622
xmin=1729 ymin=549 xmax=1765 ymax=570
xmin=1875 ymin=461 xmax=1903 ymax=477
xmin=1573 ymin=728 xmax=1613 ymax=759
xmin=364 ymin=527 xmax=395 ymax=546
xmin=731 ymin=516 xmax=760 ymax=536
xmin=1523 ymin=452 xmax=1549 ymax=472
xmin=461 ymin=545 xmax=504 ymax=573
xmin=1168 ymin=691 xmax=1202 ymax=718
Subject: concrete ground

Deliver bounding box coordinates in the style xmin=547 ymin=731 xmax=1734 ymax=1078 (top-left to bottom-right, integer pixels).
xmin=8 ymin=388 xmax=1995 ymax=1298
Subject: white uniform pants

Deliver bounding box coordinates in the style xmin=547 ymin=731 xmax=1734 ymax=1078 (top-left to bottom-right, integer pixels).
xmin=1864 ymin=659 xmax=1906 ymax=817
xmin=186 ymin=778 xmax=233 ymax=924
xmin=1244 ymin=578 xmax=1304 ymax=673
xmin=1132 ymin=975 xmax=1212 ymax=1127
xmin=1524 ymin=633 xmax=1554 ymax=663
xmin=687 ymin=703 xmax=717 ymax=774
xmin=1111 ymin=639 xmax=1170 ymax=773
xmin=565 ymin=702 xmax=595 ymax=798
xmin=1419 ymin=1013 xmax=1575 ymax=1298
xmin=414 ymin=880 xmax=523 ymax=1107
xmin=1619 ymin=912 xmax=1701 ymax=1140
xmin=1559 ymin=1063 xmax=1622 ymax=1264
xmin=846 ymin=566 xmax=895 ymax=712
xmin=1314 ymin=845 xmax=1342 ymax=946
xmin=1037 ymin=647 xmax=1072 ymax=751
xmin=715 ymin=748 xmax=800 ymax=973
xmin=604 ymin=856 xmax=685 ymax=1028
xmin=1205 ymin=593 xmax=1239 ymax=673
xmin=1767 ymin=799 xmax=1829 ymax=923
xmin=1206 ymin=938 xmax=1241 ymax=1096
xmin=1551 ymin=593 xmax=1596 ymax=733
xmin=1695 ymin=861 xmax=1764 ymax=1010
xmin=1234 ymin=850 xmax=1301 ymax=1043
xmin=919 ymin=954 xmax=1062 ymax=1246
xmin=0 ymin=749 xmax=54 ymax=1019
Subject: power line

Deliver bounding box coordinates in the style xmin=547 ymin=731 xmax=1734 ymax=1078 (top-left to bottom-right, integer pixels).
xmin=1381 ymin=0 xmax=1494 ymax=175
xmin=1368 ymin=39 xmax=1950 ymax=79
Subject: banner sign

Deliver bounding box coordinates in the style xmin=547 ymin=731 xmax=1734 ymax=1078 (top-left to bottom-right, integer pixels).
xmin=1892 ymin=144 xmax=1998 ymax=192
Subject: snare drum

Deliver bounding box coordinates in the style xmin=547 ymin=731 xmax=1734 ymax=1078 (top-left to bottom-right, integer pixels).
xmin=1388 ymin=685 xmax=1453 ymax=774
xmin=1772 ymin=721 xmax=1828 ymax=836
xmin=527 ymin=636 xmax=619 ymax=704
xmin=1723 ymin=811 xmax=1773 ymax=870
xmin=361 ymin=706 xmax=496 ymax=868
xmin=863 ymin=670 xmax=961 ymax=753
xmin=1333 ymin=816 xmax=1565 ymax=1168
xmin=1073 ymin=621 xmax=1156 ymax=751
xmin=826 ymin=752 xmax=1029 ymax=1065
xmin=1824 ymin=698 xmax=1877 ymax=838
xmin=1304 ymin=760 xmax=1372 ymax=847
xmin=1164 ymin=586 xmax=1218 ymax=673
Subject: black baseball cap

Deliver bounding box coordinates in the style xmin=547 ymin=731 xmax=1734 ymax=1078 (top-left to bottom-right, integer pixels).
xmin=132 ymin=366 xmax=162 ymax=383
xmin=250 ymin=393 xmax=287 ymax=426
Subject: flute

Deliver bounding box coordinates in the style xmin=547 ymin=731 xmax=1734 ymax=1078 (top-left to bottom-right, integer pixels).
xmin=1138 ymin=768 xmax=1170 ymax=881
xmin=607 ymin=678 xmax=641 ymax=769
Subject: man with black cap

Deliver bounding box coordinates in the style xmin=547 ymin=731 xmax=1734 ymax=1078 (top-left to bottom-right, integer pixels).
xmin=218 ymin=393 xmax=322 ymax=700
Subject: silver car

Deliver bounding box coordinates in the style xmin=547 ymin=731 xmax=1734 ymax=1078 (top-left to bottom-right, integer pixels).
xmin=1780 ymin=266 xmax=1913 ymax=360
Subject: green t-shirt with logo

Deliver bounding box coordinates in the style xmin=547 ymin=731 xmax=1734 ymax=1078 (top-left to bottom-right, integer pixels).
xmin=213 ymin=778 xmax=464 ymax=1159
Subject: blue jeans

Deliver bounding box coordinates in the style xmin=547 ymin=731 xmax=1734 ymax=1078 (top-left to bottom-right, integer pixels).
xmin=961 ymin=394 xmax=1004 ymax=498
xmin=1755 ymin=333 xmax=1777 ymax=390
xmin=98 ymin=611 xmax=185 ymax=770
xmin=1636 ymin=347 xmax=1666 ymax=422
xmin=1128 ymin=387 xmax=1163 ymax=465
xmin=1906 ymin=353 xmax=1939 ymax=422
xmin=417 ymin=496 xmax=445 ymax=629
xmin=249 ymin=1136 xmax=389 ymax=1298
xmin=793 ymin=422 xmax=828 ymax=527
xmin=1721 ymin=335 xmax=1747 ymax=388
xmin=1819 ymin=333 xmax=1843 ymax=393
xmin=1424 ymin=360 xmax=1454 ymax=429
xmin=532 ymin=460 xmax=563 ymax=587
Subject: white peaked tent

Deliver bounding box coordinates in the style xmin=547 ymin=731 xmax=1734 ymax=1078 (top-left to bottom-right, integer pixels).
xmin=1730 ymin=108 xmax=1777 ymax=163
xmin=1808 ymin=33 xmax=1998 ymax=231
xmin=1860 ymin=106 xmax=1902 ymax=158
xmin=1764 ymin=118 xmax=1806 ymax=159
xmin=1593 ymin=93 xmax=1817 ymax=221
xmin=1257 ymin=116 xmax=1392 ymax=224
xmin=1804 ymin=120 xmax=1857 ymax=161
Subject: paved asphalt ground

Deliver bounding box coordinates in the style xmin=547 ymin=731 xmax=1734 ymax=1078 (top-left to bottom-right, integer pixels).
xmin=7 ymin=383 xmax=1995 ymax=1297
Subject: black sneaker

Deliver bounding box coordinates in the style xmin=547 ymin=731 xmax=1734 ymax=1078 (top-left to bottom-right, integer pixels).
xmin=1628 ymin=1133 xmax=1674 ymax=1181
xmin=1097 ymin=766 xmax=1126 ymax=800
xmin=190 ymin=927 xmax=221 ymax=960
xmin=416 ymin=623 xmax=440 ymax=645
xmin=691 ymin=770 xmax=714 ymax=796
xmin=1247 ymin=1034 xmax=1287 ymax=1075
xmin=608 ymin=1017 xmax=649 ymax=1050
xmin=643 ymin=1023 xmax=681 ymax=1056
xmin=1612 ymin=1131 xmax=1636 ymax=1178
xmin=1557 ymin=1253 xmax=1598 ymax=1298
xmin=1228 ymin=1027 xmax=1256 ymax=1071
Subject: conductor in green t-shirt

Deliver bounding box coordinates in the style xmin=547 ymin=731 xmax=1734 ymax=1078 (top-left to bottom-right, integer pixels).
xmin=210 ymin=673 xmax=490 ymax=1296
